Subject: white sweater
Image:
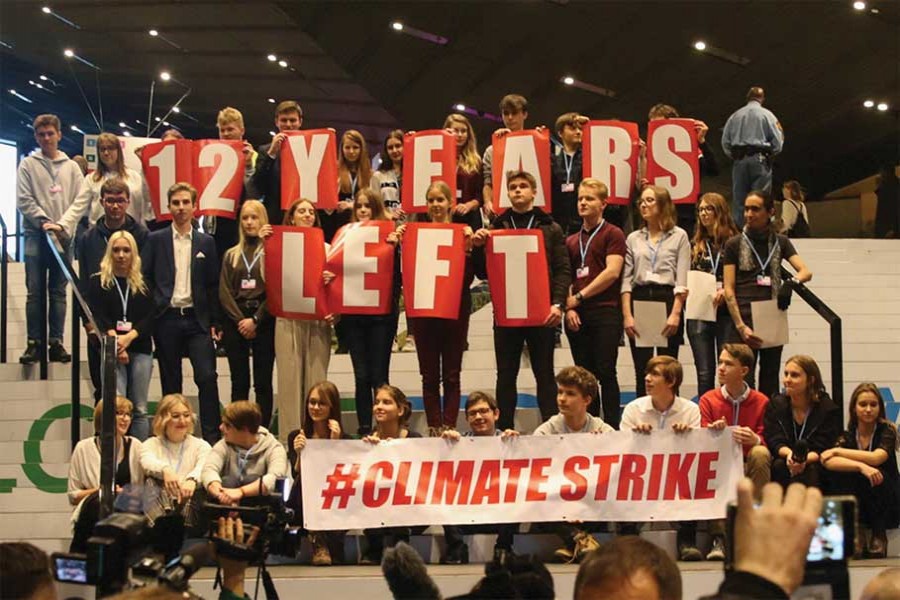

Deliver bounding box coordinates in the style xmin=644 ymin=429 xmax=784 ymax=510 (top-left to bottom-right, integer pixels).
xmin=140 ymin=435 xmax=211 ymax=483
xmin=67 ymin=436 xmax=144 ymax=506
xmin=58 ymin=167 xmax=153 ymax=235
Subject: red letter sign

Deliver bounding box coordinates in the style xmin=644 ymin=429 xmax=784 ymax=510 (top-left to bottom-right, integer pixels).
xmin=265 ymin=226 xmax=328 ymax=320
xmin=492 ymin=129 xmax=551 ymax=213
xmin=401 ymin=130 xmax=457 ymax=214
xmin=646 ymin=119 xmax=700 ymax=204
xmin=141 ymin=139 xmax=193 ymax=221
xmin=325 ymin=221 xmax=395 ymax=315
xmin=485 ymin=229 xmax=551 ymax=326
xmin=582 ymin=121 xmax=640 ymax=206
xmin=401 ymin=223 xmax=467 ymax=319
xmin=280 ymin=129 xmax=338 ymax=210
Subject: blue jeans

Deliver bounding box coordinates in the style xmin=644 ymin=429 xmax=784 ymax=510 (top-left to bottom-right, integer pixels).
xmin=117 ymin=351 xmax=153 ymax=441
xmin=24 ymin=232 xmax=68 ymax=342
xmin=687 ymin=311 xmax=730 ymax=399
xmin=731 ymin=155 xmax=772 ymax=228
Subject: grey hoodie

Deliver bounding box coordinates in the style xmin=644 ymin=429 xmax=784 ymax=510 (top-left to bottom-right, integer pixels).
xmin=201 ymin=427 xmax=288 ymax=493
xmin=16 ymin=150 xmax=84 ymax=233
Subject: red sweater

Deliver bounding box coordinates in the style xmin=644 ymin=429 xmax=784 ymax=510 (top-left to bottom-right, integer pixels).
xmin=699 ymin=387 xmax=769 ymax=455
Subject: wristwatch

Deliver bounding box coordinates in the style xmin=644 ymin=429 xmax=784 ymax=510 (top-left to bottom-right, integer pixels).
xmin=574 ymin=291 xmax=584 ymax=303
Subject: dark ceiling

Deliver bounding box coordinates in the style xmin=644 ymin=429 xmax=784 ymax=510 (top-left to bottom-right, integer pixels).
xmin=1 ymin=0 xmax=898 ymax=199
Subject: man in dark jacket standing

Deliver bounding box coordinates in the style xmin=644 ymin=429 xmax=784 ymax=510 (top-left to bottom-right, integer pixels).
xmin=473 ymin=170 xmax=571 ymax=428
xmin=78 ymin=177 xmax=149 ymax=401
xmin=249 ymin=100 xmax=303 ymax=227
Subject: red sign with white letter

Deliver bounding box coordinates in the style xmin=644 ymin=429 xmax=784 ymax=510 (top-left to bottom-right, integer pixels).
xmin=485 ymin=229 xmax=551 ymax=326
xmin=646 ymin=119 xmax=700 ymax=204
xmin=265 ymin=226 xmax=328 ymax=320
xmin=401 ymin=223 xmax=467 ymax=319
xmin=401 ymin=130 xmax=457 ymax=214
xmin=325 ymin=221 xmax=395 ymax=315
xmin=582 ymin=121 xmax=640 ymax=206
xmin=492 ymin=129 xmax=552 ymax=213
xmin=280 ymin=129 xmax=339 ymax=210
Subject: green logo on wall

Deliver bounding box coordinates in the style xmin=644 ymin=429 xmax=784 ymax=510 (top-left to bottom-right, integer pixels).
xmin=19 ymin=404 xmax=94 ymax=493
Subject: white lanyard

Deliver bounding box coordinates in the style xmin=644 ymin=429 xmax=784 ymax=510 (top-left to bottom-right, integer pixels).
xmin=705 ymin=241 xmax=721 ymax=275
xmin=163 ymin=439 xmax=186 ymax=473
xmin=240 ymin=249 xmax=262 ymax=276
xmin=856 ymin=430 xmax=874 ymax=452
xmin=511 ymin=214 xmax=535 ymax=230
xmin=39 ymin=158 xmax=62 ymax=186
xmin=562 ymin=152 xmax=575 ymax=184
xmin=579 ymin=220 xmax=605 ymax=267
xmin=658 ymin=408 xmax=671 ymax=430
xmin=236 ymin=439 xmax=260 ymax=480
xmin=113 ymin=278 xmax=130 ymax=319
xmin=742 ymin=232 xmax=777 ymax=273
xmin=349 ymin=173 xmax=358 ymax=196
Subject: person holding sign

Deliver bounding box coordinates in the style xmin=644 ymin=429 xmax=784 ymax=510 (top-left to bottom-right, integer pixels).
xmin=219 ymin=200 xmax=276 ymax=429
xmin=621 ymin=185 xmax=690 ymax=398
xmin=564 ymin=178 xmax=626 ymax=427
xmin=762 ymin=355 xmax=840 ymax=489
xmin=551 ymin=112 xmax=589 ymax=236
xmin=688 ymin=193 xmax=739 ymax=397
xmin=722 ymin=190 xmax=812 ymax=399
xmin=620 ymin=356 xmax=703 ymax=561
xmin=273 ymin=199 xmax=335 ymax=443
xmin=322 ymin=130 xmax=371 ymax=243
xmin=481 ymin=94 xmax=530 ymax=219
xmin=370 ymin=129 xmax=405 ymax=219
xmin=444 ymin=113 xmax=485 ymax=232
xmin=86 ymin=231 xmax=156 ymax=440
xmin=473 ymin=170 xmax=570 ymax=429
xmin=251 ymin=100 xmax=304 ymax=227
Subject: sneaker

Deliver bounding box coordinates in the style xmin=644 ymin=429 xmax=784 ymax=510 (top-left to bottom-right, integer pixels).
xmin=573 ymin=531 xmax=601 ymax=562
xmin=428 ymin=426 xmax=442 ymax=438
xmin=678 ymin=543 xmax=703 ymax=562
xmin=706 ymin=536 xmax=725 ymax=561
xmin=552 ymin=545 xmax=575 ymax=563
xmin=442 ymin=542 xmax=468 ymax=565
xmin=19 ymin=340 xmax=39 ymax=364
xmin=48 ymin=341 xmax=71 ymax=363
xmin=310 ymin=534 xmax=332 ymax=566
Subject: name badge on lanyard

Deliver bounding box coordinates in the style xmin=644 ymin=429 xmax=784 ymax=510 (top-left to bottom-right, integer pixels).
xmin=756 ymin=275 xmax=772 ymax=287
xmin=241 ymin=250 xmax=262 ymax=291
xmin=743 ymin=232 xmax=777 ymax=288
xmin=577 ymin=221 xmax=604 ymax=281
xmin=576 ymin=266 xmax=590 ymax=279
xmin=116 ymin=320 xmax=133 ymax=333
xmin=241 ymin=278 xmax=257 ymax=290
xmin=561 ymin=182 xmax=575 ymax=193
xmin=49 ymin=183 xmax=62 ymax=194
xmin=114 ymin=279 xmax=132 ymax=333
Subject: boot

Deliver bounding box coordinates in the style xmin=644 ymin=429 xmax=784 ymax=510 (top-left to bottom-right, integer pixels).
xmin=48 ymin=340 xmax=71 ymax=363
xmin=310 ymin=533 xmax=332 ymax=566
xmin=19 ymin=340 xmax=39 ymax=364
xmin=868 ymin=529 xmax=887 ymax=559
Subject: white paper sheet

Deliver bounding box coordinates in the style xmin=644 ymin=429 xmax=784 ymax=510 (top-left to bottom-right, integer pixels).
xmin=633 ymin=300 xmax=669 ymax=348
xmin=751 ymin=299 xmax=789 ymax=349
xmin=685 ymin=271 xmax=717 ymax=322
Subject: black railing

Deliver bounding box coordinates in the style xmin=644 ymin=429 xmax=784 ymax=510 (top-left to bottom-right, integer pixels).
xmin=0 ymin=214 xmax=7 ymax=363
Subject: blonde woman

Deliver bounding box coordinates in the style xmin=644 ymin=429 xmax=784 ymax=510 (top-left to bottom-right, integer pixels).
xmin=321 ymin=130 xmax=372 ymax=243
xmin=87 ymin=231 xmax=155 ymax=440
xmin=443 ymin=113 xmax=484 ymax=231
xmin=219 ymin=200 xmax=275 ymax=427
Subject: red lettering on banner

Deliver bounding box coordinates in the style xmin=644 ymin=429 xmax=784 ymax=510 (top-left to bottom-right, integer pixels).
xmin=492 ymin=129 xmax=552 ymax=212
xmin=280 ymin=129 xmax=338 ymax=210
xmin=561 ymin=456 xmax=590 ymax=501
xmin=414 ymin=462 xmax=434 ymax=505
xmin=525 ymin=458 xmax=552 ymax=501
xmin=617 ymin=454 xmax=647 ymax=501
xmin=695 ymin=452 xmax=719 ymax=500
xmin=470 ymin=460 xmax=501 ymax=505
xmin=401 ymin=223 xmax=467 ymax=319
xmin=663 ymin=453 xmax=696 ymax=500
xmin=646 ymin=119 xmax=700 ymax=204
xmin=646 ymin=454 xmax=665 ymax=501
xmin=392 ymin=462 xmax=413 ymax=506
xmin=431 ymin=461 xmax=474 ymax=505
xmin=401 ymin=130 xmax=457 ymax=214
xmin=362 ymin=461 xmax=393 ymax=508
xmin=485 ymin=230 xmax=552 ymax=327
xmin=502 ymin=459 xmax=530 ymax=503
xmin=582 ymin=121 xmax=640 ymax=206
xmin=592 ymin=455 xmax=620 ymax=500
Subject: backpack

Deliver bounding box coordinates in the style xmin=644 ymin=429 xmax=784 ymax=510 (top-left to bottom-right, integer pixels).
xmin=785 ymin=200 xmax=811 ymax=238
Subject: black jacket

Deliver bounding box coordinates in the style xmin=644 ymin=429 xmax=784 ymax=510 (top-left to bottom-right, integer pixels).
xmin=248 ymin=144 xmax=283 ymax=228
xmin=763 ymin=393 xmax=842 ymax=457
xmin=86 ymin=274 xmax=155 ymax=355
xmin=490 ymin=207 xmax=571 ymax=306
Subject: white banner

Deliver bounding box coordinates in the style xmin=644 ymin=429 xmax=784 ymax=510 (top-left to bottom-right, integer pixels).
xmin=300 ymin=429 xmax=743 ymax=530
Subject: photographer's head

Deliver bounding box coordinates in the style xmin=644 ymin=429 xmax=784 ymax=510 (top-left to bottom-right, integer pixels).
xmin=221 ymin=401 xmax=262 ymax=449
xmin=0 ymin=542 xmax=56 ymax=600
xmin=574 ymin=537 xmax=681 ymax=600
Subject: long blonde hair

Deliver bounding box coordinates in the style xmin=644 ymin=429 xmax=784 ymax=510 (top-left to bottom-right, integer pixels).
xmin=225 ymin=200 xmax=268 ymax=274
xmin=443 ymin=114 xmax=481 ymax=175
xmin=338 ymin=130 xmax=372 ymax=194
xmin=99 ymin=231 xmax=147 ymax=294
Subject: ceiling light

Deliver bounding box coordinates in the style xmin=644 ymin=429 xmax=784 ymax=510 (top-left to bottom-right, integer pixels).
xmin=267 ymin=54 xmax=277 ymax=62
xmin=119 ymin=121 xmax=127 ymax=127
xmin=160 ymin=71 xmax=171 ymax=81
xmin=853 ymin=1 xmax=866 ymax=9
xmin=391 ymin=21 xmax=404 ymax=31
xmin=148 ymin=29 xmax=158 ymax=36
xmin=864 ymin=99 xmax=875 ymax=108
xmin=42 ymin=6 xmax=51 ymax=13
xmin=122 ymin=131 xmax=132 ymax=137
xmin=278 ymin=60 xmax=288 ymax=68
xmin=162 ymin=121 xmax=170 ymax=126
xmin=563 ymin=76 xmax=575 ymax=85
xmin=154 ymin=117 xmax=162 ymax=122
xmin=454 ymin=103 xmax=466 ymax=111
xmin=63 ymin=48 xmax=74 ymax=57
xmin=389 ymin=20 xmax=448 ymax=45
xmin=877 ymin=102 xmax=889 ymax=111
xmin=171 ymin=106 xmax=180 ymax=113
xmin=29 ymin=80 xmax=34 ymax=85
xmin=693 ymin=40 xmax=707 ymax=51
xmin=871 ymin=7 xmax=880 ymax=13
xmin=35 ymin=83 xmax=43 ymax=89
xmin=269 ymin=130 xmax=276 ymax=136
xmin=39 ymin=75 xmax=47 ymax=81
xmin=70 ymin=125 xmax=84 ymax=134
xmin=268 ymin=98 xmax=276 ymax=103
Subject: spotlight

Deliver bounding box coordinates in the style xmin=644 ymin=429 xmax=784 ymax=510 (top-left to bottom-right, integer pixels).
xmin=162 ymin=121 xmax=170 ymax=126
xmin=70 ymin=125 xmax=84 ymax=134
xmin=852 ymin=1 xmax=866 ymax=9
xmin=35 ymin=83 xmax=43 ymax=89
xmin=155 ymin=117 xmax=162 ymax=122
xmin=172 ymin=106 xmax=180 ymax=113
xmin=864 ymin=99 xmax=875 ymax=108
xmin=39 ymin=75 xmax=48 ymax=81
xmin=28 ymin=80 xmax=34 ymax=85
xmin=877 ymin=102 xmax=889 ymax=111
xmin=454 ymin=103 xmax=466 ymax=111
xmin=63 ymin=48 xmax=74 ymax=57
xmin=391 ymin=21 xmax=404 ymax=31
xmin=693 ymin=40 xmax=707 ymax=51
xmin=388 ymin=20 xmax=448 ymax=45
xmin=149 ymin=29 xmax=158 ymax=36
xmin=42 ymin=6 xmax=51 ymax=13
xmin=119 ymin=121 xmax=127 ymax=127
xmin=563 ymin=76 xmax=575 ymax=85
xmin=267 ymin=54 xmax=277 ymax=62
xmin=269 ymin=130 xmax=276 ymax=136
xmin=278 ymin=60 xmax=288 ymax=68
xmin=159 ymin=71 xmax=171 ymax=81
xmin=268 ymin=98 xmax=276 ymax=103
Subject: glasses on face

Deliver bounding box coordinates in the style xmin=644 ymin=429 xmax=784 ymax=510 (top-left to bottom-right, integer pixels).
xmin=698 ymin=205 xmax=715 ymax=213
xmin=104 ymin=197 xmax=128 ymax=205
xmin=467 ymin=407 xmax=493 ymax=418
xmin=116 ymin=410 xmax=132 ymax=418
xmin=308 ymin=400 xmax=329 ymax=408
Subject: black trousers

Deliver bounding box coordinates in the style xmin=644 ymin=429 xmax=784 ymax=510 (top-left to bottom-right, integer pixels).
xmin=154 ymin=311 xmax=221 ymax=444
xmin=494 ymin=324 xmax=557 ymax=430
xmin=828 ymin=470 xmax=900 ymax=531
xmin=221 ymin=316 xmax=276 ymax=429
xmin=444 ymin=523 xmax=517 ymax=551
xmin=87 ymin=338 xmax=102 ymax=402
xmin=567 ymin=305 xmax=623 ymax=427
xmin=771 ymin=458 xmax=824 ymax=489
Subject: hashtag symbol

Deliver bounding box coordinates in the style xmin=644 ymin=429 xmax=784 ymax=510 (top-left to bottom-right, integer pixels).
xmin=321 ymin=463 xmax=361 ymax=509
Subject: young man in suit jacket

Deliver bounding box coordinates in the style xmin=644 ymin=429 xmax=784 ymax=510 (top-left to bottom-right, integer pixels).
xmin=142 ymin=182 xmax=222 ymax=443
xmin=249 ymin=100 xmax=303 ymax=227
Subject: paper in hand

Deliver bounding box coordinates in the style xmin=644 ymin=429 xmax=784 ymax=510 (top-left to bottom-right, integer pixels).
xmin=633 ymin=300 xmax=669 ymax=348
xmin=685 ymin=271 xmax=717 ymax=322
xmin=751 ymin=299 xmax=789 ymax=348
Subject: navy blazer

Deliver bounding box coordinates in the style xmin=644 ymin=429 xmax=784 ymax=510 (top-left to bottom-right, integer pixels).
xmin=141 ymin=225 xmax=221 ymax=331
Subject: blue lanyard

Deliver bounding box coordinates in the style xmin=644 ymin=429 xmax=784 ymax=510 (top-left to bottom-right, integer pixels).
xmin=793 ymin=409 xmax=811 ymax=441
xmin=236 ymin=439 xmax=260 ymax=480
xmin=113 ymin=278 xmax=130 ymax=320
xmin=658 ymin=408 xmax=672 ymax=430
xmin=240 ymin=249 xmax=262 ymax=276
xmin=562 ymin=152 xmax=575 ymax=184
xmin=742 ymin=232 xmax=777 ymax=273
xmin=163 ymin=439 xmax=186 ymax=473
xmin=647 ymin=231 xmax=666 ymax=271
xmin=705 ymin=241 xmax=721 ymax=275
xmin=579 ymin=220 xmax=605 ymax=267
xmin=511 ymin=214 xmax=535 ymax=230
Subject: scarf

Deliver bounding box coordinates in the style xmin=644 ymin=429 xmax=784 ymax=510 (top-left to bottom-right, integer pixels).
xmin=738 ymin=228 xmax=782 ymax=298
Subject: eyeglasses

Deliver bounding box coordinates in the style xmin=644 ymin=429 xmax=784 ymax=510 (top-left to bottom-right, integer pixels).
xmin=467 ymin=407 xmax=493 ymax=418
xmin=104 ymin=197 xmax=128 ymax=205
xmin=116 ymin=410 xmax=132 ymax=417
xmin=308 ymin=400 xmax=329 ymax=408
xmin=698 ymin=205 xmax=716 ymax=213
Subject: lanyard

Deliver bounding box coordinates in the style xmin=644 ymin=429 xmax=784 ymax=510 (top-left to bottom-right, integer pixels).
xmin=658 ymin=408 xmax=672 ymax=430
xmin=163 ymin=439 xmax=186 ymax=473
xmin=240 ymin=249 xmax=263 ymax=276
xmin=742 ymin=232 xmax=777 ymax=273
xmin=511 ymin=214 xmax=535 ymax=230
xmin=705 ymin=241 xmax=721 ymax=275
xmin=793 ymin=408 xmax=811 ymax=441
xmin=579 ymin=221 xmax=605 ymax=267
xmin=562 ymin=152 xmax=575 ymax=184
xmin=647 ymin=232 xmax=666 ymax=271
xmin=236 ymin=439 xmax=260 ymax=481
xmin=349 ymin=173 xmax=358 ymax=196
xmin=856 ymin=430 xmax=874 ymax=452
xmin=39 ymin=158 xmax=62 ymax=186
xmin=113 ymin=278 xmax=130 ymax=319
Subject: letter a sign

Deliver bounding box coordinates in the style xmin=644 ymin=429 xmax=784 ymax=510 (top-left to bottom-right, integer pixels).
xmin=492 ymin=129 xmax=552 ymax=213
xmin=485 ymin=229 xmax=551 ymax=327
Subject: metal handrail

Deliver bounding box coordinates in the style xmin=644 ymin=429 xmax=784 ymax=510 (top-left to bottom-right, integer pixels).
xmin=0 ymin=214 xmax=7 ymax=363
